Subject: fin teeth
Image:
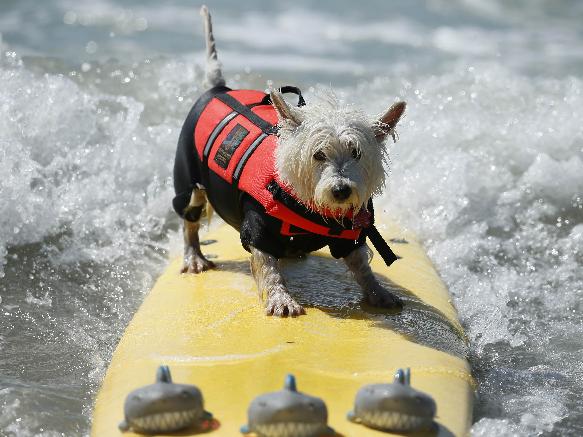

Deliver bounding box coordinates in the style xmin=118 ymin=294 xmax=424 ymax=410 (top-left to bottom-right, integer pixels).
xmin=359 ymin=410 xmax=430 ymax=431
xmin=129 ymin=409 xmax=202 ymax=433
xmin=254 ymin=422 xmax=322 ymax=437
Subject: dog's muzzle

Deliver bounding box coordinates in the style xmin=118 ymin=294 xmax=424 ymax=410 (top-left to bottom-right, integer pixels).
xmin=331 ymin=184 xmax=352 ymax=201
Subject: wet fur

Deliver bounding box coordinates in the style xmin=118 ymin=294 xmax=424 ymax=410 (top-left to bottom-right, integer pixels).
xmin=275 ymin=92 xmax=388 ymax=215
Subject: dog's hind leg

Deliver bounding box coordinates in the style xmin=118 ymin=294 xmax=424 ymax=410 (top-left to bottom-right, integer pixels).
xmin=200 ymin=5 xmax=225 ymax=89
xmin=344 ymin=246 xmax=403 ymax=309
xmin=181 ymin=185 xmax=216 ymax=274
xmin=250 ymin=247 xmax=305 ymax=317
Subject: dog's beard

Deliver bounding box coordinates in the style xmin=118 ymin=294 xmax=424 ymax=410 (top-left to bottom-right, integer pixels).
xmin=314 ymin=178 xmax=364 ymax=216
xmin=278 ymin=157 xmax=383 ymax=219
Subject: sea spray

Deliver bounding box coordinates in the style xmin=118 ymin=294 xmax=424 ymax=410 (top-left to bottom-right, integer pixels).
xmin=2 ymin=1 xmax=583 ymax=435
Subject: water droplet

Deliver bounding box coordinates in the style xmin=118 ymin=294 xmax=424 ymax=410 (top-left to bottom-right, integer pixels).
xmin=135 ymin=17 xmax=148 ymax=32
xmin=63 ymin=11 xmax=77 ymax=25
xmin=85 ymin=41 xmax=98 ymax=54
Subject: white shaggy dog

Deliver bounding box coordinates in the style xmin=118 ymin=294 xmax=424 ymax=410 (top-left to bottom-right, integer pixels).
xmin=174 ymin=6 xmax=406 ymax=317
xmin=274 ymin=92 xmax=392 ymax=216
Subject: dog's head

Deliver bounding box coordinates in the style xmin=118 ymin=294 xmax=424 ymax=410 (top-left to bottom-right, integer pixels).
xmin=271 ymin=90 xmax=405 ymax=215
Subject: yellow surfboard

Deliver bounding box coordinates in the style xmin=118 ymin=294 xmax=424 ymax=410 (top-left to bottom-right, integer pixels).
xmin=91 ymin=221 xmax=473 ymax=437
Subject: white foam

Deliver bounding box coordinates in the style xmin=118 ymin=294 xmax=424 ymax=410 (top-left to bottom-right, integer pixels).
xmin=0 ymin=54 xmax=193 ymax=276
xmin=1 ymin=1 xmax=583 ymax=435
xmin=350 ymin=63 xmax=582 ymax=434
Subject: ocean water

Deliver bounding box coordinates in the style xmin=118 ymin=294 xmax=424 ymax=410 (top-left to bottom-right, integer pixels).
xmin=1 ymin=0 xmax=582 ymax=435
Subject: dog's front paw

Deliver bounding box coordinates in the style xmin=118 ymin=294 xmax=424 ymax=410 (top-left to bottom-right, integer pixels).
xmin=181 ymin=255 xmax=216 ymax=274
xmin=365 ymin=285 xmax=403 ymax=309
xmin=265 ymin=292 xmax=305 ymax=317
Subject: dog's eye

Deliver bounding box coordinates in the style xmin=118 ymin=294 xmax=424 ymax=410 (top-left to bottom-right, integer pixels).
xmin=313 ymin=150 xmax=326 ymax=161
xmin=351 ymin=148 xmax=362 ymax=160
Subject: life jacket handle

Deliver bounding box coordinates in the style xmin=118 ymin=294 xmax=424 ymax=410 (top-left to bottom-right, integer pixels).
xmin=261 ymin=86 xmax=306 ymax=107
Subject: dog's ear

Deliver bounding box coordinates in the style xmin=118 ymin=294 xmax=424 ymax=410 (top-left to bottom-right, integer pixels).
xmin=374 ymin=101 xmax=406 ymax=142
xmin=270 ymin=90 xmax=303 ymax=127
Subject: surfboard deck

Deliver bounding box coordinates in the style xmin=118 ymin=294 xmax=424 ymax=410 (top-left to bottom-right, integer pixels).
xmin=91 ymin=222 xmax=473 ymax=437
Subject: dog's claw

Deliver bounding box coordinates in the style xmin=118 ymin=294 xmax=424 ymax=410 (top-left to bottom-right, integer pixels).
xmin=181 ymin=256 xmax=216 ymax=274
xmin=265 ymin=293 xmax=305 ymax=317
xmin=366 ymin=286 xmax=403 ymax=309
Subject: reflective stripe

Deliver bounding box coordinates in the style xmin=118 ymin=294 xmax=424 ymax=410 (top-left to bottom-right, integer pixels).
xmin=233 ymin=133 xmax=268 ymax=182
xmin=203 ymin=111 xmax=238 ymax=159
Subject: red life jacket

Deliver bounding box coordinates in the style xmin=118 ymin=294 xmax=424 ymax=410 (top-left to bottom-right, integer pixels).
xmin=192 ymin=86 xmax=362 ymax=240
xmin=187 ymin=85 xmax=398 ymax=266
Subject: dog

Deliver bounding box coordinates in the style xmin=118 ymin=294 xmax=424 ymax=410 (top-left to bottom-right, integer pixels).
xmin=173 ymin=6 xmax=406 ymax=317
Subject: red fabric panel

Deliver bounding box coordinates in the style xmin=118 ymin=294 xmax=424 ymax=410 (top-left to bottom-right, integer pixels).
xmin=237 ymin=136 xmax=277 ymax=206
xmin=252 ymin=104 xmax=279 ymax=125
xmin=193 ymin=99 xmax=232 ymax=159
xmin=227 ymin=89 xmax=266 ymax=105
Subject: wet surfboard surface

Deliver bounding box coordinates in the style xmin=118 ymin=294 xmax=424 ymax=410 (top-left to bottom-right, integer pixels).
xmin=91 ymin=222 xmax=473 ymax=437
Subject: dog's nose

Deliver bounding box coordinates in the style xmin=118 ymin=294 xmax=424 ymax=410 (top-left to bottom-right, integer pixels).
xmin=332 ymin=184 xmax=352 ymax=201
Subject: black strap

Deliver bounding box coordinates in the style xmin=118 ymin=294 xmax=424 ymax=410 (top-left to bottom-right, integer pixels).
xmin=260 ymin=86 xmax=306 ymax=107
xmin=214 ymin=93 xmax=276 ymax=134
xmin=266 ymin=180 xmax=350 ymax=234
xmin=365 ymin=226 xmax=400 ymax=266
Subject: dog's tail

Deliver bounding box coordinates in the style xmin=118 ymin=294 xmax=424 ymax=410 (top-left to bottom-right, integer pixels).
xmin=200 ymin=5 xmax=226 ymax=89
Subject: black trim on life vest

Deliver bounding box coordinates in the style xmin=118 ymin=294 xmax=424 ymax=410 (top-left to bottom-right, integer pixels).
xmin=266 ymin=180 xmax=352 ymax=235
xmin=288 ymin=223 xmax=309 ymax=234
xmin=215 ymin=93 xmax=277 ymax=134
